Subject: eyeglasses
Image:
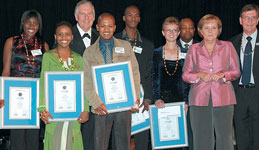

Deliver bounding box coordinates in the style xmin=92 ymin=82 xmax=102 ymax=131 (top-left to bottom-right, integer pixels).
xmin=242 ymin=16 xmax=258 ymax=21
xmin=163 ymin=29 xmax=179 ymax=33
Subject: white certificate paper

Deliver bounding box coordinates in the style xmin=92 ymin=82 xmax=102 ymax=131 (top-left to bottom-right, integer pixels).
xmin=9 ymin=87 xmax=31 ymax=120
xmin=54 ymin=80 xmax=76 ymax=113
xmin=158 ymin=106 xmax=181 ymax=141
xmin=101 ymin=71 xmax=127 ymax=104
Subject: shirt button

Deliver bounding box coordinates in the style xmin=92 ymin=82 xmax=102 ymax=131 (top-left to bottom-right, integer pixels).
xmin=210 ymin=69 xmax=213 ymax=72
xmin=210 ymin=62 xmax=213 ymax=65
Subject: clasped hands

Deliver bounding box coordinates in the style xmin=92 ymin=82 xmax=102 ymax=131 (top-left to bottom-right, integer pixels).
xmin=197 ymin=72 xmax=224 ymax=82
xmin=40 ymin=110 xmax=89 ymax=124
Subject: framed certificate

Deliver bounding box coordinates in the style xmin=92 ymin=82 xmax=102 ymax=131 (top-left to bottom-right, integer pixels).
xmin=131 ymin=85 xmax=150 ymax=135
xmin=92 ymin=61 xmax=137 ymax=113
xmin=0 ymin=77 xmax=40 ymax=129
xmin=45 ymin=71 xmax=84 ymax=121
xmin=149 ymin=102 xmax=188 ymax=149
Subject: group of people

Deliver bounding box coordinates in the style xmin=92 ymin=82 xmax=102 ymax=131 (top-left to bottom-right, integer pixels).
xmin=0 ymin=1 xmax=258 ymax=150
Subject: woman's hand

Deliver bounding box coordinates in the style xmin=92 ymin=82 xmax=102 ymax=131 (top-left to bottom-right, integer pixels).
xmin=0 ymin=99 xmax=5 ymax=108
xmin=40 ymin=110 xmax=53 ymax=124
xmin=155 ymin=99 xmax=165 ymax=108
xmin=77 ymin=111 xmax=89 ymax=123
xmin=197 ymin=72 xmax=211 ymax=82
xmin=210 ymin=72 xmax=224 ymax=81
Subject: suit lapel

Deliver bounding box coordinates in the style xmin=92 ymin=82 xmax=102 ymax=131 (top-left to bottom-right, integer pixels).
xmin=252 ymin=33 xmax=259 ymax=82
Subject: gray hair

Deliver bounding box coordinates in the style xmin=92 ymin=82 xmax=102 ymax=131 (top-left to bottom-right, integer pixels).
xmin=74 ymin=1 xmax=95 ymax=17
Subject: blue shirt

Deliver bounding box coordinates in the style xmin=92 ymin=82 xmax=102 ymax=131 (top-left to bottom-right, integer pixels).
xmin=99 ymin=38 xmax=114 ymax=64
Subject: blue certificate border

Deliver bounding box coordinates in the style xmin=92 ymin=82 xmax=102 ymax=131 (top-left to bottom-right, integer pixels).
xmin=45 ymin=71 xmax=84 ymax=121
xmin=92 ymin=62 xmax=136 ymax=113
xmin=131 ymin=118 xmax=150 ymax=135
xmin=1 ymin=77 xmax=39 ymax=129
xmin=149 ymin=102 xmax=188 ymax=149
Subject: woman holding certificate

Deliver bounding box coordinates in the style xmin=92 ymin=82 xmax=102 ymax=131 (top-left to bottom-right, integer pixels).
xmin=1 ymin=10 xmax=49 ymax=150
xmin=152 ymin=17 xmax=189 ymax=108
xmin=182 ymin=14 xmax=240 ymax=150
xmin=39 ymin=21 xmax=89 ymax=150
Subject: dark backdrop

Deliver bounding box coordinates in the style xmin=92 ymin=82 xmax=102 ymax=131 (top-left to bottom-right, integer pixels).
xmin=0 ymin=0 xmax=259 ymax=73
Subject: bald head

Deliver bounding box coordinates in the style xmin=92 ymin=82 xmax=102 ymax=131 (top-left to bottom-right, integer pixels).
xmin=97 ymin=13 xmax=116 ymax=40
xmin=98 ymin=13 xmax=115 ymax=24
xmin=179 ymin=18 xmax=195 ymax=43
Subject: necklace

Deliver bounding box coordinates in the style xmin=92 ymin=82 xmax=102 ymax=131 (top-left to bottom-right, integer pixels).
xmin=132 ymin=31 xmax=138 ymax=51
xmin=56 ymin=47 xmax=74 ymax=71
xmin=21 ymin=34 xmax=39 ymax=66
xmin=241 ymin=34 xmax=255 ymax=56
xmin=163 ymin=46 xmax=180 ymax=76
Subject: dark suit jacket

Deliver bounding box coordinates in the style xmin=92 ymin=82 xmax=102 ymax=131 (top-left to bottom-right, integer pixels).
xmin=70 ymin=26 xmax=99 ymax=56
xmin=115 ymin=32 xmax=154 ymax=102
xmin=230 ymin=32 xmax=259 ymax=89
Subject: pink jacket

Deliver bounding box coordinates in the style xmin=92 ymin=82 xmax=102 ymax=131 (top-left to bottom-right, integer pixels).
xmin=182 ymin=40 xmax=240 ymax=107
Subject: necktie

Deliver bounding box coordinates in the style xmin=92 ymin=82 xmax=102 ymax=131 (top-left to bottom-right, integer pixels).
xmin=241 ymin=36 xmax=252 ymax=85
xmin=184 ymin=44 xmax=189 ymax=49
xmin=183 ymin=44 xmax=189 ymax=52
xmin=105 ymin=43 xmax=112 ymax=63
xmin=82 ymin=33 xmax=90 ymax=39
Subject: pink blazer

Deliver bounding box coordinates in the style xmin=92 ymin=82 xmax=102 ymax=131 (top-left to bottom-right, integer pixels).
xmin=182 ymin=40 xmax=240 ymax=107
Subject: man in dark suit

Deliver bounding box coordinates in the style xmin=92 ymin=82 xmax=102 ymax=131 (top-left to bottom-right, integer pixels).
xmin=72 ymin=1 xmax=99 ymax=150
xmin=115 ymin=5 xmax=154 ymax=150
xmin=230 ymin=4 xmax=259 ymax=150
xmin=72 ymin=1 xmax=99 ymax=56
xmin=177 ymin=18 xmax=197 ymax=150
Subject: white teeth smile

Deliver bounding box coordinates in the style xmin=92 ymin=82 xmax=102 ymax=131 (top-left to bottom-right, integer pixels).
xmin=28 ymin=30 xmax=34 ymax=33
xmin=104 ymin=33 xmax=110 ymax=35
xmin=61 ymin=41 xmax=68 ymax=43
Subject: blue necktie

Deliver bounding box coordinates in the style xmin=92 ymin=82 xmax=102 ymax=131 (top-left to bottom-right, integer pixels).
xmin=241 ymin=36 xmax=252 ymax=85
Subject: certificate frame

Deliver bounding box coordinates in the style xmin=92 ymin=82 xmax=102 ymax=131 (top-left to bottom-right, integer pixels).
xmin=45 ymin=71 xmax=84 ymax=122
xmin=0 ymin=77 xmax=40 ymax=129
xmin=92 ymin=61 xmax=137 ymax=113
xmin=131 ymin=85 xmax=150 ymax=135
xmin=149 ymin=102 xmax=188 ymax=149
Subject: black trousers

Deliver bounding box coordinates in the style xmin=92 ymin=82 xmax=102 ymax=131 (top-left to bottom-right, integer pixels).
xmin=81 ymin=110 xmax=95 ymax=150
xmin=234 ymin=87 xmax=259 ymax=150
xmin=10 ymin=129 xmax=39 ymax=150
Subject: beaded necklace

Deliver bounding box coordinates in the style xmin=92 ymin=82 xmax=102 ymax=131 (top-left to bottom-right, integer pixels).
xmin=21 ymin=34 xmax=40 ymax=66
xmin=132 ymin=31 xmax=138 ymax=51
xmin=163 ymin=46 xmax=180 ymax=76
xmin=241 ymin=34 xmax=255 ymax=56
xmin=56 ymin=47 xmax=74 ymax=71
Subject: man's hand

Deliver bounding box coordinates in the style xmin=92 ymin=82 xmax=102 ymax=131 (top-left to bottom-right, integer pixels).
xmin=131 ymin=98 xmax=140 ymax=112
xmin=0 ymin=99 xmax=5 ymax=108
xmin=40 ymin=110 xmax=53 ymax=124
xmin=77 ymin=111 xmax=89 ymax=123
xmin=140 ymin=100 xmax=151 ymax=113
xmin=155 ymin=99 xmax=165 ymax=108
xmin=95 ymin=104 xmax=109 ymax=116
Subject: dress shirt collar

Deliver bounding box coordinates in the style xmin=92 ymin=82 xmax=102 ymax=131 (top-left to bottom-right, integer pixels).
xmin=180 ymin=38 xmax=193 ymax=47
xmin=242 ymin=30 xmax=257 ymax=43
xmin=122 ymin=29 xmax=143 ymax=43
xmin=77 ymin=23 xmax=92 ymax=38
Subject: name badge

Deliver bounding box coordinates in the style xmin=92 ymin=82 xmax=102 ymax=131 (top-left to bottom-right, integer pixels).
xmin=115 ymin=47 xmax=125 ymax=53
xmin=134 ymin=46 xmax=143 ymax=54
xmin=180 ymin=52 xmax=186 ymax=59
xmin=31 ymin=49 xmax=42 ymax=56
